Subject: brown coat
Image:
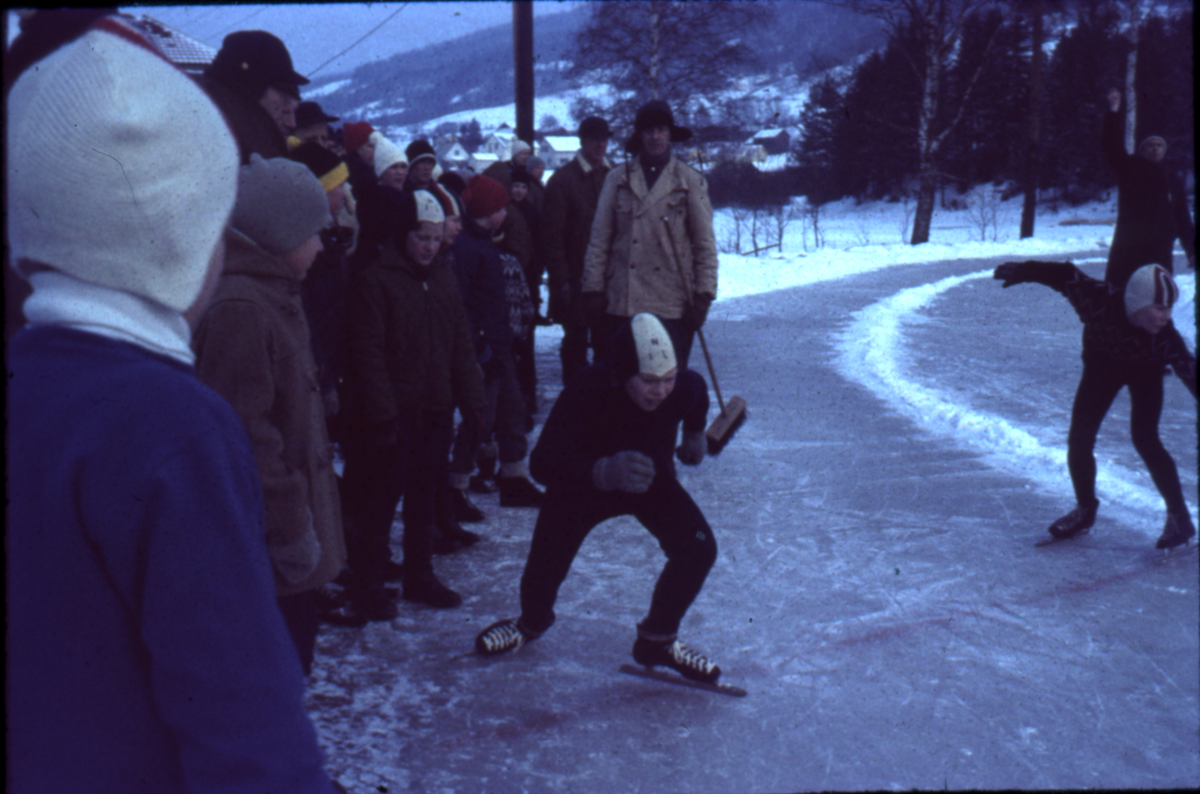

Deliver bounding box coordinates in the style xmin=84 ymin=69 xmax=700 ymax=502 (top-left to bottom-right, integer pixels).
xmin=193 ymin=230 xmax=346 ymax=597
xmin=542 ymin=151 xmax=611 ymax=323
xmin=343 ymin=239 xmax=485 ymax=441
xmin=582 ymin=155 xmax=718 ymax=320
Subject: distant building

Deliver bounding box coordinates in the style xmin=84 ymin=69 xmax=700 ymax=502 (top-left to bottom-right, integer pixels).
xmin=745 ymin=128 xmax=791 ymax=155
xmin=468 ymin=151 xmax=500 ymax=174
xmin=538 ymin=135 xmax=578 ymax=169
xmin=437 ymin=141 xmax=471 ymax=170
xmin=481 ymin=132 xmax=513 ymax=159
xmin=122 ymin=14 xmax=216 ymax=74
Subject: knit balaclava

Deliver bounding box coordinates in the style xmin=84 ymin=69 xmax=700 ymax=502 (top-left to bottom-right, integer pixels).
xmin=6 ymin=21 xmax=238 ymax=313
xmin=612 ymin=313 xmax=678 ymax=382
xmin=233 ymin=154 xmax=331 ymax=256
xmin=1124 ymin=264 xmax=1179 ymax=318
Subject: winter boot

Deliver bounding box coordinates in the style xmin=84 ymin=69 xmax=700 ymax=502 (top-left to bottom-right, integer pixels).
xmin=1156 ymin=511 xmax=1197 ymax=550
xmin=632 ymin=635 xmax=721 ymax=684
xmin=498 ymin=461 xmax=544 ymax=508
xmin=345 ymin=582 xmax=398 ymax=622
xmin=402 ymin=572 xmax=463 ymax=609
xmin=474 ymin=617 xmax=537 ymax=656
xmin=1048 ymin=500 xmax=1099 ymax=539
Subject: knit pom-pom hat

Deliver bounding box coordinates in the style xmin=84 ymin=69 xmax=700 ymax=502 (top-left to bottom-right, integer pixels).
xmin=7 ymin=20 xmax=238 ymax=312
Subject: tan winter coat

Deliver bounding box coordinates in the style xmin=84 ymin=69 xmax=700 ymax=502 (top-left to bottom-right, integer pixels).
xmin=193 ymin=230 xmax=346 ymax=598
xmin=582 ymin=155 xmax=718 ymax=319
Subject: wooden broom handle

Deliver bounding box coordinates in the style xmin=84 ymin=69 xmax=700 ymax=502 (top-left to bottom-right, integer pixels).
xmin=662 ymin=217 xmax=726 ymax=414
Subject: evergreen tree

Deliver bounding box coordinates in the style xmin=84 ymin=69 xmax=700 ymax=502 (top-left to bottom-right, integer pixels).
xmin=794 ymin=74 xmax=845 ymax=205
xmin=939 ymin=9 xmax=1029 ymax=192
xmin=459 ymin=119 xmax=483 ymax=153
xmin=1041 ymin=3 xmax=1124 ymax=202
xmin=1133 ymin=10 xmax=1194 ymax=176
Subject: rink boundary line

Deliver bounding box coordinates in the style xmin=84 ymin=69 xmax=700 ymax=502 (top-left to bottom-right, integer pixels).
xmin=834 ymin=267 xmax=1198 ymax=539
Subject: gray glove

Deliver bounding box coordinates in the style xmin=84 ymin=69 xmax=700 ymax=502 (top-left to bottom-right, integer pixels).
xmin=269 ymin=508 xmax=322 ymax=584
xmin=593 ymin=451 xmax=656 ymax=493
xmin=675 ymin=430 xmax=706 ymax=465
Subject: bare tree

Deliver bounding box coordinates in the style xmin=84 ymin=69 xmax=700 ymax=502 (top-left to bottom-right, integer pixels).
xmin=837 ymin=0 xmax=1008 ymax=245
xmin=566 ymin=1 xmax=772 ymax=130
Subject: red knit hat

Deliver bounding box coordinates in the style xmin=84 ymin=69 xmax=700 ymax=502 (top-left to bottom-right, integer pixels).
xmin=461 ymin=174 xmax=509 ymax=218
xmin=342 ymin=121 xmax=374 ymax=153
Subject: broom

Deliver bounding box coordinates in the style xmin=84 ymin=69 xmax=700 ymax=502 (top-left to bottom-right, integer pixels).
xmin=663 ymin=218 xmax=747 ymax=455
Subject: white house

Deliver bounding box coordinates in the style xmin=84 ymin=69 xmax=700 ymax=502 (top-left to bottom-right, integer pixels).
xmin=481 ymin=132 xmax=513 ymax=158
xmin=538 ymin=135 xmax=578 ymax=169
xmin=437 ymin=141 xmax=471 ymax=170
xmin=468 ymin=152 xmax=500 ymax=174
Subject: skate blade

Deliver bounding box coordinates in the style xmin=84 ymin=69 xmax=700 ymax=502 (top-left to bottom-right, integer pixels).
xmin=618 ymin=663 xmax=747 ymax=697
xmin=1155 ymin=539 xmax=1198 ymax=565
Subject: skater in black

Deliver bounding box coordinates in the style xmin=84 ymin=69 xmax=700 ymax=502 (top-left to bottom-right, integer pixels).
xmin=994 ymin=261 xmax=1196 ymax=549
xmin=1101 ymin=88 xmax=1195 ymax=288
xmin=474 ymin=313 xmax=723 ymax=683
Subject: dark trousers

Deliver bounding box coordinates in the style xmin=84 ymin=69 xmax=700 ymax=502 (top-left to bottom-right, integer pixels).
xmin=1067 ymin=362 xmax=1186 ymax=514
xmin=518 ymin=477 xmax=717 ymax=638
xmin=276 ymin=591 xmax=318 ymax=676
xmin=593 ymin=313 xmax=695 ymax=371
xmin=450 ymin=349 xmax=526 ymax=472
xmin=513 ymin=328 xmax=538 ymax=416
xmin=560 ymin=321 xmax=595 ymax=386
xmin=342 ymin=408 xmax=454 ymax=584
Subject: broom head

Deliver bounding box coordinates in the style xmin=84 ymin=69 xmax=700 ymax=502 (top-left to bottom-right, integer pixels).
xmin=705 ymin=395 xmax=747 ymax=455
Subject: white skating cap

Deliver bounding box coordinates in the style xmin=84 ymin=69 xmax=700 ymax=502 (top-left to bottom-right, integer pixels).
xmin=1124 ymin=264 xmax=1179 ymax=317
xmin=631 ymin=313 xmax=677 ymax=377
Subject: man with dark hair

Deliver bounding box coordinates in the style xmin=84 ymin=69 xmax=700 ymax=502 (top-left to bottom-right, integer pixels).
xmin=581 ymin=100 xmax=718 ymax=368
xmin=1102 ymin=89 xmax=1195 ymax=289
xmin=196 ymin=29 xmax=309 ymax=163
xmin=543 ymin=115 xmax=614 ymax=383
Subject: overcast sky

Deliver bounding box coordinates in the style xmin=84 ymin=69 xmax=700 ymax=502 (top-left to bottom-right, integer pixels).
xmin=7 ymin=3 xmax=583 ymax=78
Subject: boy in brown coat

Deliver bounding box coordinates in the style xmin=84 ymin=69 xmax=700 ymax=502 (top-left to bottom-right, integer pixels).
xmin=193 ymin=154 xmax=347 ymax=673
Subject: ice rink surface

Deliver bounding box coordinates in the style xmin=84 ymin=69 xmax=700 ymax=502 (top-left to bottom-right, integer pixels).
xmin=309 ymin=251 xmax=1198 ymax=793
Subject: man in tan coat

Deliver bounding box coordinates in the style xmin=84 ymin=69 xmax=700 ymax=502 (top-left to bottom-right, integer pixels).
xmin=581 ymin=100 xmax=718 ymax=368
xmin=193 ymin=155 xmax=347 ymax=674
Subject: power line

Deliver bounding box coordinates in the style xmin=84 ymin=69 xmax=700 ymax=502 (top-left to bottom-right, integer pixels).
xmin=212 ymin=6 xmax=266 ymax=42
xmin=307 ymin=3 xmax=407 ymax=78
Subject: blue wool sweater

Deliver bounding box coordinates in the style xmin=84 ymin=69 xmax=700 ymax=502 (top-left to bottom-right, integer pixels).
xmin=6 ymin=326 xmax=333 ymax=793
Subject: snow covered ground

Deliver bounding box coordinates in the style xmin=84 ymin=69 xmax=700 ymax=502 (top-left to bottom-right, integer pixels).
xmin=309 ymin=196 xmax=1197 ymax=793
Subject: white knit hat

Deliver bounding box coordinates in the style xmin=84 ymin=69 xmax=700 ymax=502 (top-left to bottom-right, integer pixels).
xmin=374 ymin=136 xmax=408 ymax=177
xmin=630 ymin=313 xmax=677 ymax=377
xmin=1124 ymin=264 xmax=1179 ymax=317
xmin=6 ymin=21 xmax=238 ymax=313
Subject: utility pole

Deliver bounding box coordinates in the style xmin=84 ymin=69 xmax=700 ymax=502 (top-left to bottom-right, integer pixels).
xmin=513 ymin=1 xmax=534 ymax=148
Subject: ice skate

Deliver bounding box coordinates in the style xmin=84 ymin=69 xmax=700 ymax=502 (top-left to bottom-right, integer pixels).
xmin=632 ymin=637 xmax=721 ymax=684
xmin=1156 ymin=511 xmax=1196 ymax=550
xmin=1047 ymin=500 xmax=1098 ymax=540
xmin=475 ymin=618 xmax=533 ymax=656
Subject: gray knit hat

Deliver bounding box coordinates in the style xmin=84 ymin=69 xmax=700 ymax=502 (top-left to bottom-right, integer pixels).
xmin=233 ymin=154 xmax=331 ymax=255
